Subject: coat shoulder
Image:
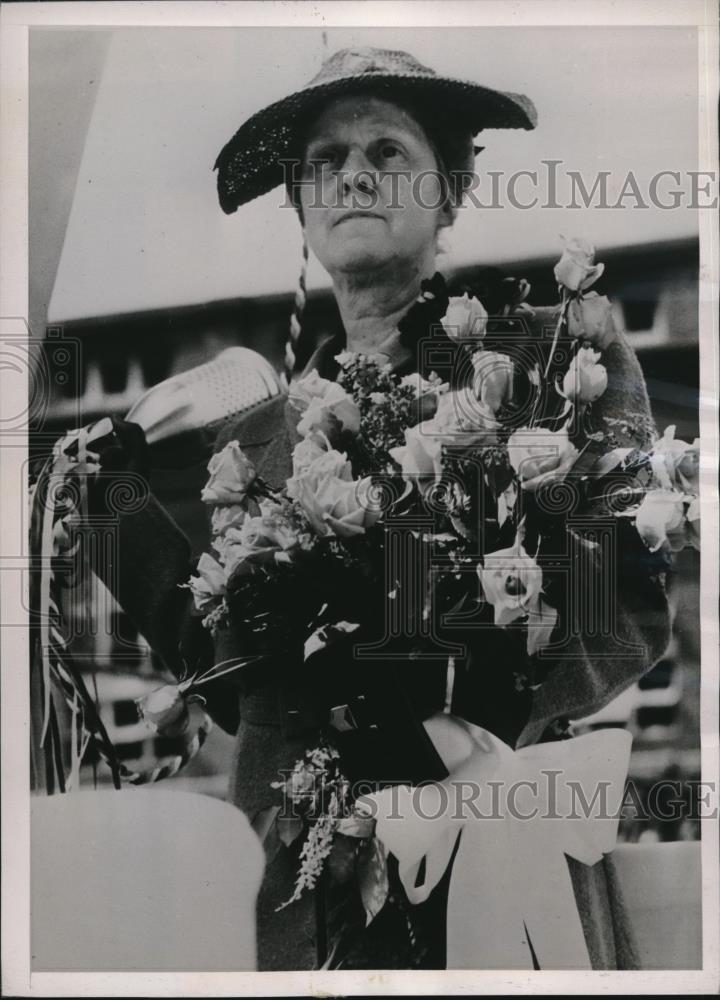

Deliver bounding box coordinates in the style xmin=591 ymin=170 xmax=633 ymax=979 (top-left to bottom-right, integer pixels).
xmin=213 ymin=393 xmax=300 ymax=490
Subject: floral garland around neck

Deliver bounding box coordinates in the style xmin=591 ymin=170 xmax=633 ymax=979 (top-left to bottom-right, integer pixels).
xmin=172 ymin=237 xmax=700 ymax=959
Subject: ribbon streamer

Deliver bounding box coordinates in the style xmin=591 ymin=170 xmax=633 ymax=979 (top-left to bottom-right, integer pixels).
xmin=359 ymin=714 xmax=631 ymax=970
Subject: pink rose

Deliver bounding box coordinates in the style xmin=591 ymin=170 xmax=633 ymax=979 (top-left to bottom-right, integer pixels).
xmin=507 ymin=427 xmax=579 ymax=492
xmin=566 ymin=293 xmax=618 ymax=350
xmin=554 ymin=237 xmax=604 ymax=292
xmin=290 ymin=370 xmax=361 ymax=439
xmin=562 ymin=346 xmax=608 ymax=404
xmin=441 ymin=293 xmax=488 ymax=342
xmin=471 ymin=351 xmax=514 ymax=413
xmin=201 ymin=441 xmax=257 ymax=505
xmin=479 ymin=544 xmax=543 ymax=626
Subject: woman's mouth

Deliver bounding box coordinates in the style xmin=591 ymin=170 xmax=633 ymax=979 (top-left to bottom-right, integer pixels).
xmin=334 ymin=211 xmax=384 ymax=226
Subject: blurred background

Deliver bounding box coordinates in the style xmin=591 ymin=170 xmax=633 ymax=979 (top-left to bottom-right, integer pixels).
xmin=29 ymin=26 xmax=700 ymax=839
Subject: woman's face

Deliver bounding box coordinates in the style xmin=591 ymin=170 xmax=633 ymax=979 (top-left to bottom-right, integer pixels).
xmin=299 ymin=96 xmax=452 ymax=277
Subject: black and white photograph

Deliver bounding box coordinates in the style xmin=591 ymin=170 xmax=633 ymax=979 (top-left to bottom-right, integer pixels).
xmin=1 ymin=1 xmax=718 ymax=995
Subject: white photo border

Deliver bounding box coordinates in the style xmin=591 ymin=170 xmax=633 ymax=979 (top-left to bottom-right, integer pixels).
xmin=1 ymin=1 xmax=718 ymax=995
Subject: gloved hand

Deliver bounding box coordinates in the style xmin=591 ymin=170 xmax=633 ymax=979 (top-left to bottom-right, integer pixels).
xmin=72 ymin=416 xmax=151 ymax=517
xmin=84 ymin=415 xmax=150 ymax=475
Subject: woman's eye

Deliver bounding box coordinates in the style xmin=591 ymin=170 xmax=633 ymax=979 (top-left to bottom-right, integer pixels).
xmin=304 ymin=149 xmax=339 ymax=173
xmin=380 ymin=143 xmax=402 ymax=160
xmin=317 ymin=148 xmax=343 ymax=168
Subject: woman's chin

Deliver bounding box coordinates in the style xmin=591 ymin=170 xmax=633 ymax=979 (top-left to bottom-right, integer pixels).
xmin=331 ymin=244 xmax=395 ymax=274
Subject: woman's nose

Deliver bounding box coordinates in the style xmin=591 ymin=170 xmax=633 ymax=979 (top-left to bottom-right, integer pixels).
xmin=340 ymin=148 xmax=378 ymax=196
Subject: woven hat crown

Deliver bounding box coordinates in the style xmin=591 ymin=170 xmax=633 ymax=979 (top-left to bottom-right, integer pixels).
xmin=308 ymin=47 xmax=438 ymax=85
xmin=215 ymin=45 xmax=537 ymax=212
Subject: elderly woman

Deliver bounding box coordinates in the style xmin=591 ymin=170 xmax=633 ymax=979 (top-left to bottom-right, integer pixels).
xmin=83 ymin=48 xmax=670 ymax=970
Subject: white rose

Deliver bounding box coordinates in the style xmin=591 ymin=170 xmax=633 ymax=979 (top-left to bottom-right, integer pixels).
xmin=441 ymin=293 xmax=488 ymax=342
xmin=507 ymin=427 xmax=579 ymax=492
xmin=287 ymin=447 xmax=352 ymax=500
xmin=649 ymin=425 xmax=700 ymax=495
xmin=210 ymin=504 xmax=246 ymax=537
xmin=390 ymin=424 xmax=444 ymax=483
xmin=479 ymin=544 xmax=543 ymax=626
xmin=290 ymin=369 xmax=361 ymax=439
xmin=201 ymin=441 xmax=257 ymax=505
xmin=186 ymin=552 xmax=227 ymax=611
xmin=399 ymin=372 xmax=447 ymax=399
xmin=566 ymin=292 xmax=618 ymax=350
xmin=290 ymin=451 xmax=380 ymax=539
xmin=554 ymin=237 xmax=604 ymax=292
xmin=562 ymin=346 xmax=608 ymax=404
xmin=221 ymin=501 xmax=301 ymax=577
xmin=334 ymin=351 xmax=356 ymax=369
xmin=431 ymin=388 xmax=499 ymax=445
xmin=471 ymin=351 xmax=514 ymax=413
xmin=635 ymin=489 xmax=686 ymax=553
xmin=289 ymin=436 xmax=328 ymax=482
xmin=294 ymin=474 xmax=381 ymax=539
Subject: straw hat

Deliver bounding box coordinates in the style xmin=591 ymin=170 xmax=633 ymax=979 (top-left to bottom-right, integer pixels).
xmin=215 ymin=46 xmax=537 ymax=213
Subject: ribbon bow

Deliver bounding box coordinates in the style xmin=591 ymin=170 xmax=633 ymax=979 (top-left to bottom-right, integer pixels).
xmin=358 ymin=714 xmax=631 ymax=969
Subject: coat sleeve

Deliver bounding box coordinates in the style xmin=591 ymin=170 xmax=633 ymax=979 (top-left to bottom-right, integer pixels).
xmin=80 ymin=396 xmax=295 ymax=733
xmin=515 ymin=316 xmax=673 ymax=747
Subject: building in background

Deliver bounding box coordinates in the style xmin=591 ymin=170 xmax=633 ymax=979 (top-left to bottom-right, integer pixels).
xmin=33 ymin=236 xmax=700 ymax=821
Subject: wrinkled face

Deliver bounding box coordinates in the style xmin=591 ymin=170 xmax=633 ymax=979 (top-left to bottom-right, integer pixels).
xmin=299 ymin=96 xmax=453 ymax=276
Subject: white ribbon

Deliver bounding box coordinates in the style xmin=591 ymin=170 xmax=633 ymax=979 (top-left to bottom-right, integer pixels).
xmin=358 ymin=714 xmax=632 ymax=970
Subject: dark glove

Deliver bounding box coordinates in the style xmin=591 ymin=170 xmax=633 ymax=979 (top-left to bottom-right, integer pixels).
xmin=74 ymin=416 xmax=151 ymax=517
xmin=85 ymin=415 xmax=150 ymax=475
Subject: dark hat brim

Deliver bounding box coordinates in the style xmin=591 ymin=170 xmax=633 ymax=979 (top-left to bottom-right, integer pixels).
xmin=214 ymin=73 xmax=537 ymax=213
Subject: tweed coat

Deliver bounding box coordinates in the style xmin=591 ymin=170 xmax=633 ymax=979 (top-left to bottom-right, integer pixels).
xmin=89 ymin=305 xmax=671 ymax=970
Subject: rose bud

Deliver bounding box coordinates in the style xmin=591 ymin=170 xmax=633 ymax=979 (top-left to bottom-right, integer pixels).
xmin=562 ymin=347 xmax=608 ymax=404
xmin=137 ymin=684 xmax=190 ymax=737
xmin=566 ymin=293 xmax=618 ymax=351
xmin=201 ymin=441 xmax=257 ymax=505
xmin=554 ymin=237 xmax=604 ymax=292
xmin=441 ymin=293 xmax=488 ymax=342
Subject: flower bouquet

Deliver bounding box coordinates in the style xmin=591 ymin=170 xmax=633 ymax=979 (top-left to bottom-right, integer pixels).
xmin=182 ymin=238 xmax=699 ymax=926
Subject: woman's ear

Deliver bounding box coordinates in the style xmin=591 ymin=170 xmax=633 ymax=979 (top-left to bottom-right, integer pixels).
xmin=437 ymin=199 xmax=458 ymax=231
